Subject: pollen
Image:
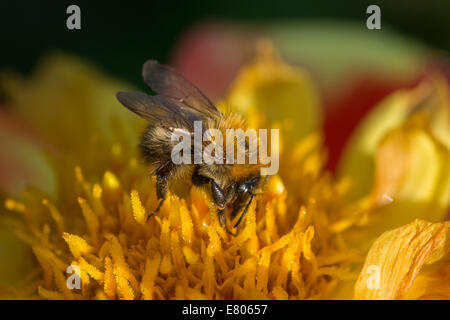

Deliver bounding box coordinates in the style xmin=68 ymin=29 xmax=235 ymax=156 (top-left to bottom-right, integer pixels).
xmin=2 ymin=146 xmax=359 ymax=300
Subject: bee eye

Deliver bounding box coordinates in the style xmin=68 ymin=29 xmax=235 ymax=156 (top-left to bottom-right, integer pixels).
xmin=239 ymin=183 xmax=249 ymax=193
xmin=210 ymin=180 xmax=226 ymax=209
xmin=240 ymin=176 xmax=260 ymax=193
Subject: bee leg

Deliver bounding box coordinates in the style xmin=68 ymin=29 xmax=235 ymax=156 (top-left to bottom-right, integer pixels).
xmin=147 ymin=174 xmax=168 ymax=221
xmin=217 ymin=208 xmax=236 ymax=236
xmin=148 ymin=198 xmax=165 ymax=220
xmin=150 ymin=160 xmax=171 ymax=177
xmin=217 ymin=208 xmax=226 ymax=227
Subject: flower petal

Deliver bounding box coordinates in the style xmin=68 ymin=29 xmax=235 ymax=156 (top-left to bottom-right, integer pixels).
xmin=227 ymin=42 xmax=321 ymax=145
xmin=354 ymin=219 xmax=449 ymax=300
xmin=339 ymin=78 xmax=450 ymax=203
xmin=370 ymin=114 xmax=450 ymax=225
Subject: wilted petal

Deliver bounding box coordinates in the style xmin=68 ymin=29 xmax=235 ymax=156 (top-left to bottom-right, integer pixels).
xmin=404 ymin=263 xmax=450 ymax=299
xmin=354 ymin=219 xmax=449 ymax=300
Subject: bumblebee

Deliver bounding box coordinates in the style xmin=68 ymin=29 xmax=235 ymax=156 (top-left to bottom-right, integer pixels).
xmin=117 ymin=60 xmax=267 ymax=233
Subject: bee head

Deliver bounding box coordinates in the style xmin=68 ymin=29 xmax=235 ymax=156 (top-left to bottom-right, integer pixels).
xmin=192 ymin=164 xmax=261 ymax=212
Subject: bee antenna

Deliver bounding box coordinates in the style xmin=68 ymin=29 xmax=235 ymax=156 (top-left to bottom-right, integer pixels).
xmin=233 ymin=175 xmax=270 ymax=229
xmin=146 ymin=198 xmax=164 ymax=221
xmin=233 ymin=193 xmax=255 ymax=228
xmin=225 ymin=228 xmax=237 ymax=237
xmin=261 ymin=175 xmax=270 ymax=187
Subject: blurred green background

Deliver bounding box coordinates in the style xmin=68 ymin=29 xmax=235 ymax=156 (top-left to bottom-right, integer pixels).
xmin=0 ymin=0 xmax=449 ymax=88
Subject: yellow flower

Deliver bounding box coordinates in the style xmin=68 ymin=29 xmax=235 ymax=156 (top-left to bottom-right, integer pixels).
xmin=0 ymin=48 xmax=449 ymax=300
xmin=0 ymin=51 xmax=356 ymax=300
xmin=1 ymin=155 xmax=360 ymax=299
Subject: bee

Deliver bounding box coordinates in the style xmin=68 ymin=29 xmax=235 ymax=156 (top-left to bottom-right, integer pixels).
xmin=116 ymin=60 xmax=267 ymax=234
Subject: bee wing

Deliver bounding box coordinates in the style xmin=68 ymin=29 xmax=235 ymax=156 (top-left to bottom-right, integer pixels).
xmin=116 ymin=91 xmax=204 ymax=131
xmin=142 ymin=60 xmax=222 ymax=119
